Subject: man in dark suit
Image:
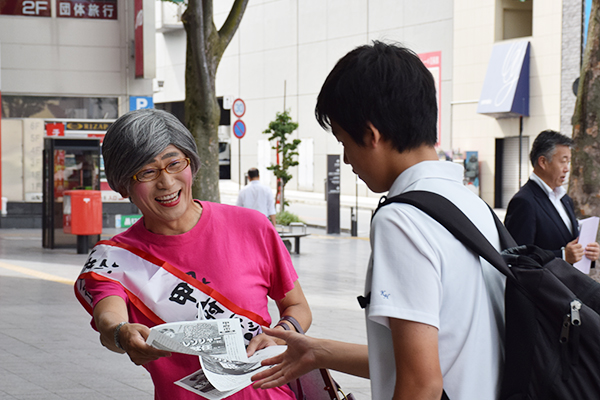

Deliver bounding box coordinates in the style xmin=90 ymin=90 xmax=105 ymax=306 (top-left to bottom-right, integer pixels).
xmin=505 ymin=130 xmax=599 ymax=264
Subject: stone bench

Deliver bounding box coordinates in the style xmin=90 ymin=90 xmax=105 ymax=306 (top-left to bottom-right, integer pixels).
xmin=277 ymin=222 xmax=310 ymax=255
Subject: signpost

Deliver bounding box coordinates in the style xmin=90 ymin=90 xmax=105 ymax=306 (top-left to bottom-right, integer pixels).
xmin=232 ymin=98 xmax=246 ymax=118
xmin=232 ymin=98 xmax=246 ymax=189
xmin=233 ymin=119 xmax=246 ymax=139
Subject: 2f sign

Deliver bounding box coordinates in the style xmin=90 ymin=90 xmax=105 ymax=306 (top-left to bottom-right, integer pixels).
xmin=129 ymin=96 xmax=154 ymax=111
xmin=23 ymin=1 xmax=49 ymax=15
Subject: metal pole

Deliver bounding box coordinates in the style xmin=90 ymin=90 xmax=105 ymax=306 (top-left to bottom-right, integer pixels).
xmin=351 ymin=175 xmax=358 ymax=237
xmin=238 ymin=139 xmax=241 ymax=190
xmin=518 ymin=115 xmax=523 ymax=188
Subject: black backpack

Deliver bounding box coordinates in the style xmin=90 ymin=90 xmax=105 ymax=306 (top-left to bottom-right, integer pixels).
xmin=374 ymin=190 xmax=600 ymax=400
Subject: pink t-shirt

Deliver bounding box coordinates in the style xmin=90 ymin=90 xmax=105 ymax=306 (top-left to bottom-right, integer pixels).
xmin=85 ymin=201 xmax=298 ymax=400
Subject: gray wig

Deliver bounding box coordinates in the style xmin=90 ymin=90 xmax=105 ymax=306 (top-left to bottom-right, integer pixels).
xmin=102 ymin=109 xmax=200 ymax=195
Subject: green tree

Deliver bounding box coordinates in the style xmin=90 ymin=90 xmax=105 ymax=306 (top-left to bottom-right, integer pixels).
xmin=570 ymin=0 xmax=600 ymax=217
xmin=163 ymin=0 xmax=249 ymax=202
xmin=263 ymin=110 xmax=300 ymax=212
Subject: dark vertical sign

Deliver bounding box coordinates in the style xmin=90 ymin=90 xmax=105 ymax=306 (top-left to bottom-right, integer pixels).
xmin=326 ymin=154 xmax=340 ymax=234
xmin=134 ymin=0 xmax=144 ymax=78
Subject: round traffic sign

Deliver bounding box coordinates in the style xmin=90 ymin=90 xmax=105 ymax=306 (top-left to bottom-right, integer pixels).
xmin=232 ymin=98 xmax=246 ymax=118
xmin=233 ymin=119 xmax=246 ymax=139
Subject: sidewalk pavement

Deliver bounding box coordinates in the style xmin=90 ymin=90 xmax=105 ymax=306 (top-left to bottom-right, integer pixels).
xmin=0 ymin=227 xmax=372 ymax=400
xmin=0 ymin=183 xmax=507 ymax=400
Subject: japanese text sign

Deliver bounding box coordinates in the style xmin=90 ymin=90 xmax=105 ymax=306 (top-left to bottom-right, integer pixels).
xmin=0 ymin=1 xmax=51 ymax=17
xmin=57 ymin=0 xmax=117 ymax=19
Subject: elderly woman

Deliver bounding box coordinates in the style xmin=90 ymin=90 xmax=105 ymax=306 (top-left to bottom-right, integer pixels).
xmin=75 ymin=109 xmax=311 ymax=400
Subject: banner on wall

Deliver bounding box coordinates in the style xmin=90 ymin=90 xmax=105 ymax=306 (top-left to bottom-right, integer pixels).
xmin=134 ymin=0 xmax=155 ymax=79
xmin=134 ymin=0 xmax=144 ymax=78
xmin=477 ymin=40 xmax=530 ymax=118
xmin=463 ymin=151 xmax=480 ymax=196
xmin=0 ymin=42 xmax=2 ymax=203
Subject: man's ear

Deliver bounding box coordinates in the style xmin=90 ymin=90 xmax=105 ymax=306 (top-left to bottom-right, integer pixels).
xmin=365 ymin=121 xmax=383 ymax=148
xmin=537 ymin=155 xmax=548 ymax=170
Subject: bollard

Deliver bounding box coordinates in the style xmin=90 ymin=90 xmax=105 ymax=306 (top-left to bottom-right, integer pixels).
xmin=77 ymin=235 xmax=90 ymax=255
xmin=351 ymin=207 xmax=358 ymax=237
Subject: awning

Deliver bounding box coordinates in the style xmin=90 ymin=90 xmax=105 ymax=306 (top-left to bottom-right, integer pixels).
xmin=477 ymin=40 xmax=530 ymax=118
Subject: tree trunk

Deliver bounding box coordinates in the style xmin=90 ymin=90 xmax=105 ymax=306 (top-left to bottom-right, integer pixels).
xmin=281 ymin=182 xmax=285 ymax=213
xmin=181 ymin=0 xmax=248 ymax=202
xmin=570 ymin=0 xmax=600 ymax=218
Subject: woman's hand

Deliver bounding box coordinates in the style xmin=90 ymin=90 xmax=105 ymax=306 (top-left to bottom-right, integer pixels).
xmin=93 ymin=296 xmax=171 ymax=365
xmin=118 ymin=322 xmax=171 ymax=365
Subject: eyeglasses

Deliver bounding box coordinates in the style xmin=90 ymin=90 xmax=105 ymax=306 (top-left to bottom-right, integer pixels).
xmin=133 ymin=158 xmax=191 ymax=182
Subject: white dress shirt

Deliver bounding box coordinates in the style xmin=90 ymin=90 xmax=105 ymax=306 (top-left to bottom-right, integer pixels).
xmin=236 ymin=180 xmax=276 ymax=217
xmin=530 ymin=172 xmax=573 ymax=235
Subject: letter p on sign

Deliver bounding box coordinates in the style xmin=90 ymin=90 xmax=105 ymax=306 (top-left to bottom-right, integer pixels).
xmin=130 ymin=96 xmax=154 ymax=111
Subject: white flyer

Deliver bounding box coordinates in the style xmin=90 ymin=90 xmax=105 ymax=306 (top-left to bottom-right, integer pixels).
xmin=174 ymin=369 xmax=245 ymax=400
xmin=147 ymin=319 xmax=287 ymax=399
xmin=574 ymin=216 xmax=600 ymax=274
xmin=199 ymin=345 xmax=286 ymax=392
xmin=146 ymin=319 xmax=247 ymax=361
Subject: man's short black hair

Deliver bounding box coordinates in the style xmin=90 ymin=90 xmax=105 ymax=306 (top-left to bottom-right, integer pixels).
xmin=248 ymin=168 xmax=259 ymax=179
xmin=315 ymin=41 xmax=438 ymax=151
xmin=530 ymin=130 xmax=574 ymax=168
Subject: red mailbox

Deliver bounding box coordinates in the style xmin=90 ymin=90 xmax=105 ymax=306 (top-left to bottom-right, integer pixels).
xmin=63 ymin=190 xmax=102 ymax=235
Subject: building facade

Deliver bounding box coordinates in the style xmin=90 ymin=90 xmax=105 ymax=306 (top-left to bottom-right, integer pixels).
xmin=156 ymin=0 xmax=582 ymax=208
xmin=1 ymin=0 xmax=586 ymax=217
xmin=0 ymin=0 xmax=156 ymax=227
xmin=452 ymin=0 xmax=580 ymax=207
xmin=154 ymin=0 xmax=454 ymax=199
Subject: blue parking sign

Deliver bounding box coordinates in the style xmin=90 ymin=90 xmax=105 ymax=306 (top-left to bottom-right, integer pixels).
xmin=130 ymin=96 xmax=154 ymax=111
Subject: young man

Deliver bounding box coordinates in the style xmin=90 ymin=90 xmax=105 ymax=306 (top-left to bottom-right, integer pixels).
xmin=237 ymin=167 xmax=277 ymax=226
xmin=250 ymin=42 xmax=505 ymax=400
xmin=504 ymin=130 xmax=600 ymax=264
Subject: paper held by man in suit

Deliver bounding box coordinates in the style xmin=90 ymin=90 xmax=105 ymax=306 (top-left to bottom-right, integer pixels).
xmin=575 ymin=216 xmax=600 ymax=274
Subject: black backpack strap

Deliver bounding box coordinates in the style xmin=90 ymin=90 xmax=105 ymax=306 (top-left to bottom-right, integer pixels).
xmin=376 ymin=190 xmax=516 ymax=280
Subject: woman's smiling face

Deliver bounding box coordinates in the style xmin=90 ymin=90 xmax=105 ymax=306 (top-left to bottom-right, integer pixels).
xmin=127 ymin=145 xmax=198 ymax=234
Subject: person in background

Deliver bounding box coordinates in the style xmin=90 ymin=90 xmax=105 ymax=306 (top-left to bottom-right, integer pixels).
xmin=249 ymin=41 xmax=505 ymax=400
xmin=237 ymin=168 xmax=277 ymax=226
xmin=74 ymin=109 xmax=311 ymax=400
xmin=504 ymin=130 xmax=600 ymax=264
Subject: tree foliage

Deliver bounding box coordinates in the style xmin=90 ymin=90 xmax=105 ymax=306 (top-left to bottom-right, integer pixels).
xmin=172 ymin=0 xmax=248 ymax=202
xmin=263 ymin=110 xmax=300 ymax=212
xmin=570 ymin=0 xmax=600 ymax=217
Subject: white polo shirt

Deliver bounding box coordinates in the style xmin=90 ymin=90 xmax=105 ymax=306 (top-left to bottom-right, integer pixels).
xmin=366 ymin=160 xmax=505 ymax=400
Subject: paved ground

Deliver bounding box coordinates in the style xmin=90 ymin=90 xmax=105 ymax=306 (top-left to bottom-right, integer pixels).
xmin=0 ymin=227 xmax=372 ymax=400
xmin=0 ymin=181 xmax=510 ymax=400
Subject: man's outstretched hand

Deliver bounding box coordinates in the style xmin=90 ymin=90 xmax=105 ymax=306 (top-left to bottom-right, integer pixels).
xmin=251 ymin=327 xmax=319 ymax=390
